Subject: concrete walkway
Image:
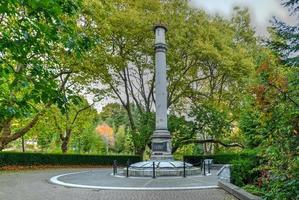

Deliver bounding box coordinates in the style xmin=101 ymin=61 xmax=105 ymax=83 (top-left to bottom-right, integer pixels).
xmin=0 ymin=168 xmax=237 ymax=200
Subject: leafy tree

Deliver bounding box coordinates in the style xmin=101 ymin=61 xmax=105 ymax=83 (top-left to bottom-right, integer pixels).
xmin=70 ymin=120 xmax=105 ymax=154
xmin=0 ymin=0 xmax=84 ymax=150
xmin=259 ymin=0 xmax=298 ymax=194
xmin=26 ymin=97 xmax=101 ymax=153
xmin=98 ymin=103 xmax=129 ymax=129
xmin=79 ymin=0 xmax=259 ymax=155
xmin=53 ymin=98 xmax=96 ymax=153
xmin=114 ymin=125 xmax=126 ymax=153
xmin=264 ymin=6 xmax=299 ymax=199
xmin=239 ymin=52 xmax=298 ymax=199
xmin=239 ymin=107 xmax=264 ymax=148
xmin=171 ymin=103 xmax=243 ymax=155
xmin=235 ymin=2 xmax=298 ymax=197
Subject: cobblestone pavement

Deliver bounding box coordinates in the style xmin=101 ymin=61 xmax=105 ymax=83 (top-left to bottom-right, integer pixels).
xmin=0 ymin=168 xmax=238 ymax=200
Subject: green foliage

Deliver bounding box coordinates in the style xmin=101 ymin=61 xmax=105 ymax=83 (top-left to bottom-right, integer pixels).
xmin=114 ymin=125 xmax=126 ymax=153
xmin=184 ymin=152 xmax=258 ymax=165
xmin=97 ymin=103 xmax=136 ymax=154
xmin=231 ymin=158 xmax=258 ymax=187
xmin=169 ymin=114 xmax=195 ymax=152
xmin=173 ymin=144 xmax=199 ymax=160
xmin=98 ymin=103 xmax=129 ymax=128
xmin=238 ymin=32 xmax=298 ymax=199
xmin=0 ymin=152 xmax=141 ymax=167
xmin=0 ymin=0 xmax=83 ymax=120
xmin=239 ymin=107 xmax=264 ymax=148
xmin=132 ymin=111 xmax=155 ymax=154
xmin=25 ymin=98 xmax=102 ymax=153
xmin=190 ymin=103 xmax=231 ymax=139
xmin=70 ymin=124 xmax=105 ymax=154
xmin=0 ymin=0 xmax=92 ymax=150
xmin=263 ymin=172 xmax=299 ymax=200
xmin=243 ymin=184 xmax=266 ymax=197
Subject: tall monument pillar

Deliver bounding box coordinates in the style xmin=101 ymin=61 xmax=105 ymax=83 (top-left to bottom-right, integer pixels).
xmin=151 ymin=25 xmax=172 ymax=160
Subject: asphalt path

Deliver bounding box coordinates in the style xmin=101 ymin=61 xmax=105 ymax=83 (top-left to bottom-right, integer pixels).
xmin=0 ymin=168 xmax=237 ymax=200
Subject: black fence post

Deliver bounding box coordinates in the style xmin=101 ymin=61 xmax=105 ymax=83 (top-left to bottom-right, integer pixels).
xmin=113 ymin=160 xmax=117 ymax=175
xmin=203 ymin=160 xmax=206 ymax=176
xmin=153 ymin=161 xmax=156 ymax=178
xmin=183 ymin=160 xmax=186 ymax=178
xmin=126 ymin=159 xmax=130 ymax=177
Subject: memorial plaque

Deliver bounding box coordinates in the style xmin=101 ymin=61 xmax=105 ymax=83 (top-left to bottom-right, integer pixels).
xmin=152 ymin=142 xmax=167 ymax=152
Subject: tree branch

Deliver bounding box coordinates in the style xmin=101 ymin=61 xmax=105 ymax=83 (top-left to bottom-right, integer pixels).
xmin=70 ymin=103 xmax=94 ymax=128
xmin=182 ymin=139 xmax=244 ymax=148
xmin=9 ymin=106 xmax=49 ymax=141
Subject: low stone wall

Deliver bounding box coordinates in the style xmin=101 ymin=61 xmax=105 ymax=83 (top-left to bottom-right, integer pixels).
xmin=218 ymin=181 xmax=262 ymax=200
xmin=217 ymin=164 xmax=231 ymax=182
xmin=211 ymin=164 xmax=224 ymax=170
xmin=125 ymin=167 xmax=202 ymax=177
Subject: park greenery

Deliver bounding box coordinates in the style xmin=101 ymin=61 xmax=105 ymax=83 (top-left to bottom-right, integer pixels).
xmin=0 ymin=0 xmax=298 ymax=199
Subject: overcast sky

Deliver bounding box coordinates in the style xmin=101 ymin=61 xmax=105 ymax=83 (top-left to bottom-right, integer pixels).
xmin=190 ymin=0 xmax=298 ymax=36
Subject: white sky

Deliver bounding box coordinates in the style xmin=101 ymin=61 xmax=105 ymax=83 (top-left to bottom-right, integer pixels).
xmin=190 ymin=0 xmax=298 ymax=35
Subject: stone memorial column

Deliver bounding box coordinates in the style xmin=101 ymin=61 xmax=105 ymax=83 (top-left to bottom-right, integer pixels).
xmin=151 ymin=25 xmax=173 ymax=160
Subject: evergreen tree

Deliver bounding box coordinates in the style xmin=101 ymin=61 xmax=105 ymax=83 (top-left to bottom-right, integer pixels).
xmin=268 ymin=0 xmax=299 ymax=66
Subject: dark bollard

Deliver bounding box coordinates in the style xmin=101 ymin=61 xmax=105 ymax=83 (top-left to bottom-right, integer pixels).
xmin=208 ymin=160 xmax=210 ymax=174
xmin=203 ymin=160 xmax=206 ymax=176
xmin=152 ymin=161 xmax=156 ymax=178
xmin=113 ymin=160 xmax=117 ymax=175
xmin=126 ymin=159 xmax=130 ymax=177
xmin=183 ymin=160 xmax=186 ymax=178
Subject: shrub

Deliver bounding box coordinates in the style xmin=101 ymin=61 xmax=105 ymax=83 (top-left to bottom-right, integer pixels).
xmin=0 ymin=152 xmax=141 ymax=167
xmin=243 ymin=184 xmax=266 ymax=196
xmin=184 ymin=152 xmax=258 ymax=165
xmin=231 ymin=158 xmax=258 ymax=186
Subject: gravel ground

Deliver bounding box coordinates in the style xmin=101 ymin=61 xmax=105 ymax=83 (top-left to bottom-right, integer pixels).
xmin=0 ymin=168 xmax=238 ymax=200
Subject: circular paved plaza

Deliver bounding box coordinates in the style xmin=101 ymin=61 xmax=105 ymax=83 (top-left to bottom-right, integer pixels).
xmin=0 ymin=168 xmax=238 ymax=200
xmin=50 ymin=169 xmax=218 ymax=190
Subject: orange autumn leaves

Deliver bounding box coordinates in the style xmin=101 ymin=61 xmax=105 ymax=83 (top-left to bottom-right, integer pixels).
xmin=252 ymin=61 xmax=288 ymax=110
xmin=96 ymin=124 xmax=115 ymax=146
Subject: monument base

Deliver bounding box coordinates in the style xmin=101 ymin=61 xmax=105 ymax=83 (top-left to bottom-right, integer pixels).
xmin=126 ymin=160 xmax=201 ymax=177
xmin=151 ymin=130 xmax=173 ymax=160
xmin=124 ymin=129 xmax=201 ymax=177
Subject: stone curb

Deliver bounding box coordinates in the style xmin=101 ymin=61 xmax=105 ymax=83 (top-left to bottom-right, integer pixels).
xmin=218 ymin=181 xmax=262 ymax=200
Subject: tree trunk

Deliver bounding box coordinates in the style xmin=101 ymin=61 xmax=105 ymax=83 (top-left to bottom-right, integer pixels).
xmin=136 ymin=146 xmax=145 ymax=157
xmin=61 ymin=138 xmax=69 ymax=153
xmin=21 ymin=136 xmax=25 ymax=152
xmin=0 ymin=140 xmax=5 ymax=151
xmin=0 ymin=109 xmax=47 ymax=151
xmin=60 ymin=129 xmax=71 ymax=153
xmin=125 ymin=104 xmax=136 ymax=131
xmin=2 ymin=119 xmax=12 ymax=137
xmin=0 ymin=119 xmax=12 ymax=151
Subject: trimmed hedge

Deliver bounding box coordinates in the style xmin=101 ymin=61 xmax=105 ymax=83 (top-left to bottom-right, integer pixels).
xmin=184 ymin=152 xmax=258 ymax=166
xmin=0 ymin=152 xmax=141 ymax=167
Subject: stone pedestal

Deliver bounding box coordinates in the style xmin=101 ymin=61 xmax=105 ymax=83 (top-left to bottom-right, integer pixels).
xmin=151 ymin=130 xmax=172 ymax=160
